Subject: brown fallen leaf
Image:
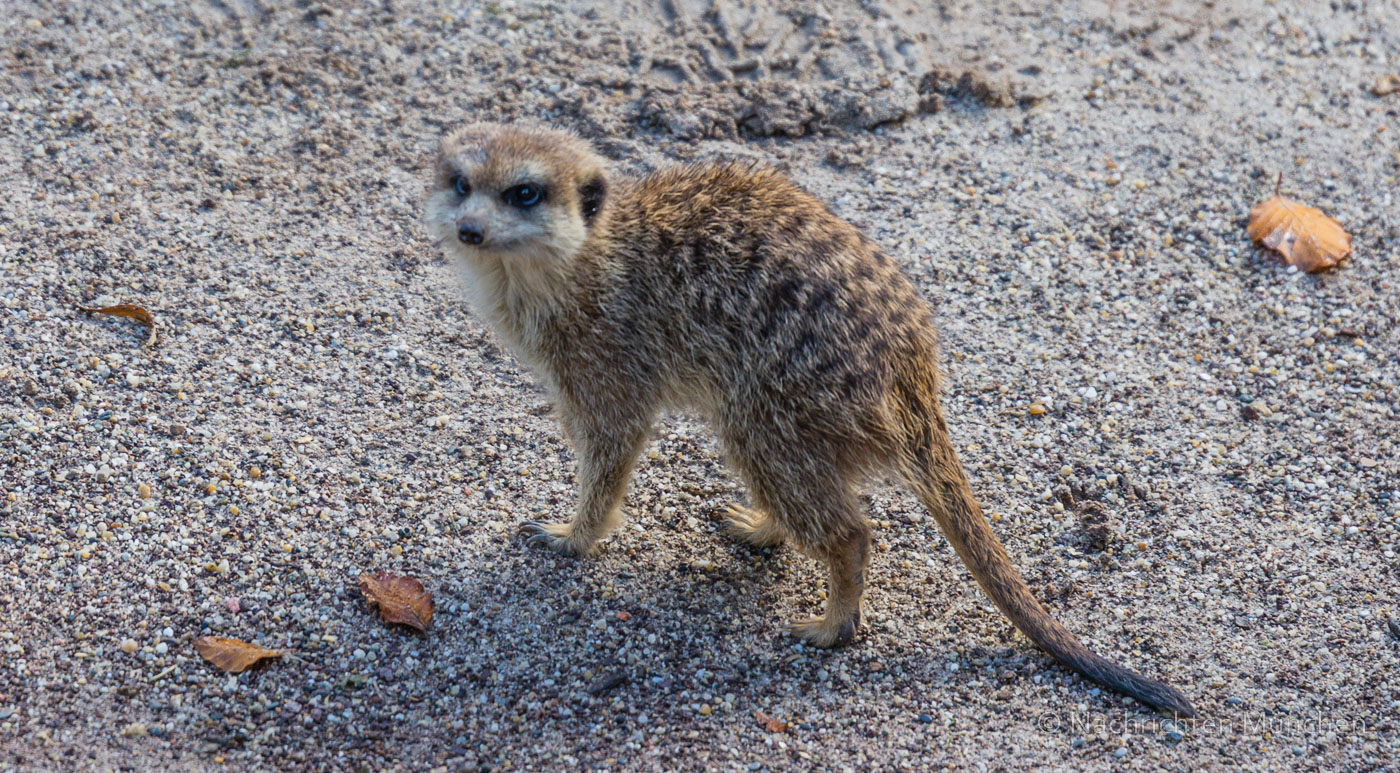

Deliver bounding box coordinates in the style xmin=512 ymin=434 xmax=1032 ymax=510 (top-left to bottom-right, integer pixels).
xmin=76 ymin=303 xmax=158 ymax=347
xmin=193 ymin=636 xmax=284 ymax=673
xmin=754 ymin=711 xmax=788 ymax=733
xmin=1247 ymin=180 xmax=1352 ymax=273
xmin=358 ymin=572 xmax=433 ymax=632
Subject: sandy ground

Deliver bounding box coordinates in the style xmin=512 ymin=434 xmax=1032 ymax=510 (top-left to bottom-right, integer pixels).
xmin=2 ymin=0 xmax=1399 ymax=770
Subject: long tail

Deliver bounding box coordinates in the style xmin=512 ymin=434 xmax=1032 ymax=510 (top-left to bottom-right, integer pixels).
xmin=904 ymin=435 xmax=1195 ymax=717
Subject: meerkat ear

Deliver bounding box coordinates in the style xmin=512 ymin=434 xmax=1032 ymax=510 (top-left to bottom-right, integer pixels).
xmin=579 ymin=175 xmax=606 ymax=225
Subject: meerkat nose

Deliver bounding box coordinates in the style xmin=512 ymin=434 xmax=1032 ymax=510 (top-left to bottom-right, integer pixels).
xmin=458 ymin=224 xmax=485 ymax=245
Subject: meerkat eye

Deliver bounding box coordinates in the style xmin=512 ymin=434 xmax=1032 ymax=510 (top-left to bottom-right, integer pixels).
xmin=451 ymin=174 xmax=470 ymax=197
xmin=503 ymin=183 xmax=544 ymax=209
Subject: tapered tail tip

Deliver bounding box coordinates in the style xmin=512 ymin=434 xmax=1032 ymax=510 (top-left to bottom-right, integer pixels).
xmin=1147 ymin=684 xmax=1196 ymax=718
xmin=1112 ymin=667 xmax=1196 ymax=717
xmin=1076 ymin=652 xmax=1195 ymax=717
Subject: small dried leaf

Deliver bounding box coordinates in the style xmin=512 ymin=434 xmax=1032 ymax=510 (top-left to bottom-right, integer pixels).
xmin=76 ymin=303 xmax=158 ymax=347
xmin=193 ymin=636 xmax=284 ymax=673
xmin=1246 ymin=195 xmax=1351 ymax=273
xmin=358 ymin=572 xmax=433 ymax=632
xmin=754 ymin=711 xmax=788 ymax=733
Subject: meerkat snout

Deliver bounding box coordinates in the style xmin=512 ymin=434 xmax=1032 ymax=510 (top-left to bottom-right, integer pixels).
xmin=457 ymin=222 xmax=485 ymax=245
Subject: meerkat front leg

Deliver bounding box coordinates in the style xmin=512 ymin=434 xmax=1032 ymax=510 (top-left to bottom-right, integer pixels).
xmin=520 ymin=409 xmax=649 ymax=557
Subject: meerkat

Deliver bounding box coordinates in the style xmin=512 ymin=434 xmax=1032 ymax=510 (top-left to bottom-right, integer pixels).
xmin=425 ymin=123 xmax=1195 ymax=716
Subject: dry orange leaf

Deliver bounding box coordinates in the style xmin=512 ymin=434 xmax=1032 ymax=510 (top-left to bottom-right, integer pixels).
xmin=754 ymin=711 xmax=788 ymax=733
xmin=76 ymin=302 xmax=158 ymax=347
xmin=1246 ymin=192 xmax=1351 ymax=273
xmin=358 ymin=572 xmax=433 ymax=632
xmin=193 ymin=635 xmax=284 ymax=673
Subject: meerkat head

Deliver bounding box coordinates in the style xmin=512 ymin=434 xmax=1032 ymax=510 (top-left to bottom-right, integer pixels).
xmin=428 ymin=123 xmax=609 ymax=267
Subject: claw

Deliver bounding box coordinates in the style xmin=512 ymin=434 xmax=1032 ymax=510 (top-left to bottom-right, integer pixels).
xmin=722 ymin=504 xmax=784 ymax=548
xmin=518 ymin=520 xmax=591 ymax=557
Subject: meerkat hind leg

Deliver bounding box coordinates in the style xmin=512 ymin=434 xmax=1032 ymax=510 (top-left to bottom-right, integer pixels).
xmin=788 ymin=525 xmax=871 ymax=647
xmin=521 ymin=419 xmax=647 ymax=557
xmin=739 ymin=454 xmax=870 ymax=647
xmin=722 ymin=504 xmax=786 ymax=548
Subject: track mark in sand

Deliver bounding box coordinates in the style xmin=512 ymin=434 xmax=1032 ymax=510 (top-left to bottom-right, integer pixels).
xmin=653 ymin=0 xmax=928 ymax=84
xmin=201 ymin=0 xmax=274 ymax=50
xmin=634 ymin=1 xmax=935 ymax=138
xmin=655 ymin=0 xmax=814 ymax=82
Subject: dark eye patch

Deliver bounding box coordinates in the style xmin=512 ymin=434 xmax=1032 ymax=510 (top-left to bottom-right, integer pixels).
xmin=450 ymin=174 xmax=470 ymax=197
xmin=579 ymin=177 xmax=605 ymax=223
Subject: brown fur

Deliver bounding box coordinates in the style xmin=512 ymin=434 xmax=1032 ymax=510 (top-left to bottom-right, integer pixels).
xmin=425 ymin=123 xmax=1195 ymax=716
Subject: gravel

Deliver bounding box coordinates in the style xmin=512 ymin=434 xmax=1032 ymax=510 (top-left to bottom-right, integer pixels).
xmin=2 ymin=0 xmax=1398 ymax=770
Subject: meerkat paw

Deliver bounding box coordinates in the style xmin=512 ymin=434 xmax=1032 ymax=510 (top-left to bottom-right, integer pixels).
xmin=788 ymin=614 xmax=859 ymax=648
xmin=722 ymin=504 xmax=785 ymax=548
xmin=519 ymin=521 xmax=595 ymax=557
